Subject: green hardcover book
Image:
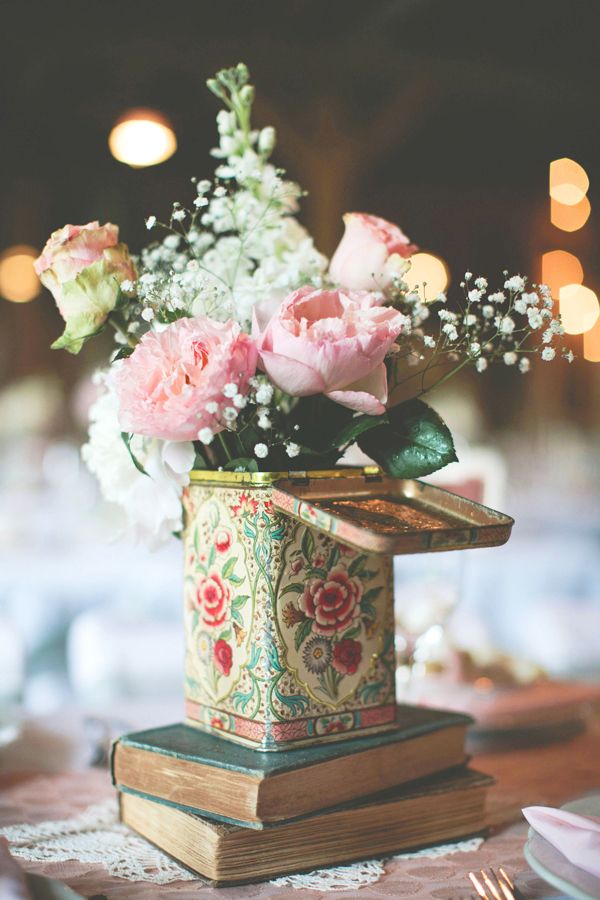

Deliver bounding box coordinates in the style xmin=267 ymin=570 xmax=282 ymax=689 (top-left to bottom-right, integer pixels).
xmin=112 ymin=705 xmax=472 ymax=827
xmin=119 ymin=767 xmax=493 ymax=885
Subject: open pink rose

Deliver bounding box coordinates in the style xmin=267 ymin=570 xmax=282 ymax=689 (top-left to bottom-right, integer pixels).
xmin=253 ymin=286 xmax=407 ymax=414
xmin=116 ymin=315 xmax=257 ymax=441
xmin=34 ymin=222 xmax=136 ymax=353
xmin=300 ymin=566 xmax=362 ymax=636
xmin=329 ymin=213 xmax=417 ymax=291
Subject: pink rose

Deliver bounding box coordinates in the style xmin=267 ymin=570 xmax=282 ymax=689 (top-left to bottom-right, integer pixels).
xmin=253 ymin=286 xmax=407 ymax=415
xmin=194 ymin=572 xmax=230 ymax=628
xmin=329 ymin=213 xmax=417 ymax=291
xmin=299 ymin=566 xmax=362 ymax=636
xmin=116 ymin=315 xmax=257 ymax=442
xmin=34 ymin=222 xmax=136 ymax=353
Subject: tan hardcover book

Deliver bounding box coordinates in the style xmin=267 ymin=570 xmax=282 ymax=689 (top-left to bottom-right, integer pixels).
xmin=112 ymin=706 xmax=472 ymax=827
xmin=120 ymin=767 xmax=492 ymax=885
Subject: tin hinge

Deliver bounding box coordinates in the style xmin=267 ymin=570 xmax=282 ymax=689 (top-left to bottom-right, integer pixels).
xmin=288 ymin=470 xmax=309 ymax=486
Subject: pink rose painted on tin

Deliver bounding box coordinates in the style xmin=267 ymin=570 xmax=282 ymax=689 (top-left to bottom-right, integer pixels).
xmin=195 ymin=572 xmax=230 ymax=628
xmin=299 ymin=566 xmax=362 ymax=636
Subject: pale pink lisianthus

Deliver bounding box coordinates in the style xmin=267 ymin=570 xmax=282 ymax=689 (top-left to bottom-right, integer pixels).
xmin=34 ymin=221 xmax=136 ymax=353
xmin=116 ymin=316 xmax=258 ymax=442
xmin=253 ymin=285 xmax=408 ymax=415
xmin=329 ymin=213 xmax=417 ymax=291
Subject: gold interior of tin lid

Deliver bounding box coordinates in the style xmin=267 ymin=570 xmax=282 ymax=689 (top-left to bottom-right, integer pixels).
xmin=189 ymin=466 xmax=380 ymax=487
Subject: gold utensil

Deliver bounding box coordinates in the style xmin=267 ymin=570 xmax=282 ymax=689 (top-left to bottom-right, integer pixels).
xmin=469 ymin=867 xmax=522 ymax=900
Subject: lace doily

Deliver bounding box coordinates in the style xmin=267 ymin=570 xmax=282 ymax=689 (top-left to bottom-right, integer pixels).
xmin=0 ymin=799 xmax=196 ymax=885
xmin=0 ymin=799 xmax=484 ymax=890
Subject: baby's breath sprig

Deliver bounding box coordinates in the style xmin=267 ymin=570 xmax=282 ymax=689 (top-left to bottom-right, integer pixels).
xmin=390 ymin=271 xmax=573 ymax=400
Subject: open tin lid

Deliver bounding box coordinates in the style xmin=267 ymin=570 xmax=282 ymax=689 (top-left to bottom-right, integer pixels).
xmin=271 ymin=468 xmax=514 ymax=555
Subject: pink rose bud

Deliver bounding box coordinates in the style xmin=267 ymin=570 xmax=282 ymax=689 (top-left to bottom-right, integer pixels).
xmin=34 ymin=222 xmax=136 ymax=353
xmin=329 ymin=213 xmax=417 ymax=291
xmin=116 ymin=315 xmax=257 ymax=442
xmin=253 ymin=285 xmax=408 ymax=415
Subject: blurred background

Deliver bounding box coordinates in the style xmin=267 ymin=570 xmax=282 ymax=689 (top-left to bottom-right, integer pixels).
xmin=0 ymin=0 xmax=598 ymax=732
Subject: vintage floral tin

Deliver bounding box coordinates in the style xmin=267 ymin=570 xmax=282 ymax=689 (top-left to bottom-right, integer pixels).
xmin=182 ymin=468 xmax=513 ymax=750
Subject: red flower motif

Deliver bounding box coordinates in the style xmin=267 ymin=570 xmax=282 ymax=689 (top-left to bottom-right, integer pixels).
xmin=332 ymin=639 xmax=363 ymax=675
xmin=313 ymin=554 xmax=326 ymax=569
xmin=231 ymin=492 xmax=259 ymax=517
xmin=324 ymin=720 xmax=349 ymax=733
xmin=194 ymin=572 xmax=230 ymax=628
xmin=290 ymin=558 xmax=304 ymax=575
xmin=214 ymin=528 xmax=232 ymax=553
xmin=210 ymin=715 xmax=226 ymax=729
xmin=213 ymin=639 xmax=233 ymax=677
xmin=299 ymin=566 xmax=362 ymax=636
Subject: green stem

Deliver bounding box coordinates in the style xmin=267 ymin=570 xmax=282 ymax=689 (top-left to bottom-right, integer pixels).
xmin=109 ymin=317 xmax=136 ymax=348
xmin=217 ymin=433 xmax=233 ymax=463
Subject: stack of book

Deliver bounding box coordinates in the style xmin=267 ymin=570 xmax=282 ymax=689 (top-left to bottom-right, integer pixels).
xmin=112 ymin=706 xmax=492 ymax=885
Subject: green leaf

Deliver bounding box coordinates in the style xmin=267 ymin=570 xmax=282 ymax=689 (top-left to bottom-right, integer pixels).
xmin=301 ymin=528 xmax=315 ymax=562
xmin=348 ymin=554 xmax=368 ymax=577
xmin=362 ymin=586 xmax=383 ymax=604
xmin=280 ymin=583 xmax=304 ymax=595
xmin=113 ymin=345 xmax=134 ymax=361
xmin=228 ymin=573 xmax=244 ymax=585
xmin=331 ymin=413 xmax=388 ymax=450
xmin=342 ymin=622 xmax=362 ymax=640
xmin=223 ymin=457 xmax=259 ymax=472
xmin=358 ymin=398 xmax=457 ymax=479
xmin=327 ymin=545 xmax=340 ymax=570
xmin=121 ymin=433 xmax=149 ymax=477
xmin=360 ymin=598 xmax=377 ymax=620
xmin=221 ymin=557 xmax=238 ymax=579
xmin=232 ymin=594 xmax=250 ymax=610
xmin=294 ymin=618 xmax=313 ymax=651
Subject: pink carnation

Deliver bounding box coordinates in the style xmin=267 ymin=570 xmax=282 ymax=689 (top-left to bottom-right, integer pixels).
xmin=329 ymin=213 xmax=417 ymax=291
xmin=116 ymin=316 xmax=257 ymax=442
xmin=254 ymin=286 xmax=407 ymax=415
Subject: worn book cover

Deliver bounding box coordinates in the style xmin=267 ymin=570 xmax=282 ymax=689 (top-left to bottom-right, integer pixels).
xmin=112 ymin=705 xmax=472 ymax=827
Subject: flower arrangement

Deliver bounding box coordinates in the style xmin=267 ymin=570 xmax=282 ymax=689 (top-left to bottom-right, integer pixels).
xmin=36 ymin=63 xmax=573 ymax=545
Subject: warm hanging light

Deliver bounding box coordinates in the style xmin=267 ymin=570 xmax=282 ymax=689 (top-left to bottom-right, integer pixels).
xmin=550 ymin=195 xmax=591 ymax=232
xmin=549 ymin=158 xmax=589 ymax=206
xmin=559 ymin=284 xmax=599 ymax=335
xmin=541 ymin=250 xmax=583 ymax=298
xmin=108 ymin=108 xmax=177 ymax=168
xmin=0 ymin=245 xmax=40 ymax=303
xmin=404 ymin=252 xmax=449 ymax=299
xmin=583 ymin=316 xmax=600 ymax=362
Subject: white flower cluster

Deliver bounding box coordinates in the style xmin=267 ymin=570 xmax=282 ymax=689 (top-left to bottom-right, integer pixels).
xmin=400 ymin=271 xmax=573 ymax=380
xmin=132 ymin=67 xmax=326 ymax=331
xmin=81 ymin=373 xmax=195 ymax=547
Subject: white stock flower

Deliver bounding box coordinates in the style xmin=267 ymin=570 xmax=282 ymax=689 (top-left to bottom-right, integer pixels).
xmin=82 ymin=375 xmax=194 ymax=548
xmin=542 ymin=347 xmax=556 ymax=361
xmin=475 ymin=357 xmax=488 ymax=372
xmin=254 ymin=442 xmax=269 ymax=458
xmin=503 ymin=352 xmax=517 ymax=365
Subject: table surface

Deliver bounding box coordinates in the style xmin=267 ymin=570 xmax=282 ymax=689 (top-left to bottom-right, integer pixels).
xmin=1 ymin=721 xmax=599 ymax=899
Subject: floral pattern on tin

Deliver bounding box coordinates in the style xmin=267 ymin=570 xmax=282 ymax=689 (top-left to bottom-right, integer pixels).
xmin=276 ymin=525 xmax=387 ymax=707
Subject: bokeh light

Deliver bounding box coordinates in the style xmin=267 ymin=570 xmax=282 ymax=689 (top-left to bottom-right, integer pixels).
xmin=549 ymin=158 xmax=589 ymax=205
xmin=550 ymin=195 xmax=591 ymax=232
xmin=583 ymin=317 xmax=600 ymax=362
xmin=559 ymin=283 xmax=600 ymax=335
xmin=0 ymin=245 xmax=40 ymax=303
xmin=541 ymin=250 xmax=583 ymax=298
xmin=109 ymin=108 xmax=177 ymax=168
xmin=404 ymin=252 xmax=449 ymax=298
